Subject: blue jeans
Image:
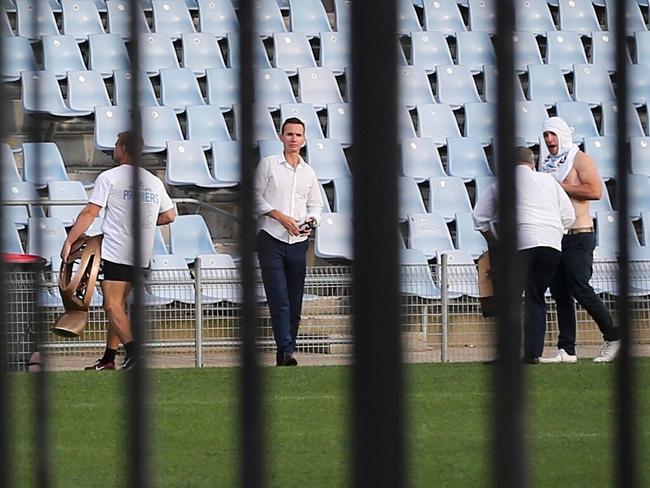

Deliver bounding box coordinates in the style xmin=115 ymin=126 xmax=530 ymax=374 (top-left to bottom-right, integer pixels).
xmin=257 ymin=231 xmax=308 ymax=364
xmin=550 ymin=233 xmax=619 ymax=355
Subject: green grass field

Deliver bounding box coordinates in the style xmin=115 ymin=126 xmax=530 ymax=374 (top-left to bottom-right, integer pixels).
xmin=8 ymin=360 xmax=650 ymax=487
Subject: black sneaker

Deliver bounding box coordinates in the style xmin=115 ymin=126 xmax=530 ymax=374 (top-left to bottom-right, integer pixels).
xmin=282 ymin=353 xmax=298 ymax=367
xmin=84 ymin=358 xmax=116 ymax=371
xmin=121 ymin=355 xmax=135 ymax=370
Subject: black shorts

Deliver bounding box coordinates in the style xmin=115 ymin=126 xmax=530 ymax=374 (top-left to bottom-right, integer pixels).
xmin=101 ymin=259 xmax=140 ymax=283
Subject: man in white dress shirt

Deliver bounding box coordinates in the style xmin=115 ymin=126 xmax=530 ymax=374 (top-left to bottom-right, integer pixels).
xmin=473 ymin=147 xmax=575 ymax=363
xmin=255 ymin=118 xmax=324 ymax=366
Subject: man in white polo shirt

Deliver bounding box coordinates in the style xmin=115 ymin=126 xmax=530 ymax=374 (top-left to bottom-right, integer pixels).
xmin=255 ymin=117 xmax=324 ymax=366
xmin=61 ymin=131 xmax=176 ymax=370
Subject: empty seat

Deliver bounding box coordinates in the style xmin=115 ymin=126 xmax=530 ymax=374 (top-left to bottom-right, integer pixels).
xmin=273 ymin=32 xmax=318 ymax=76
xmin=16 ymin=0 xmax=59 ymax=39
xmin=456 ymin=31 xmax=496 ymax=75
xmin=591 ymin=31 xmax=630 ymax=74
xmin=446 ymin=137 xmax=494 ymax=181
xmin=138 ymin=33 xmax=180 ymax=76
xmin=160 ymin=68 xmax=206 ymax=113
xmin=289 ymin=0 xmax=332 ymax=37
xmin=464 ymin=102 xmax=496 ymax=146
xmin=226 ymin=32 xmax=272 ymax=69
xmin=468 ymin=0 xmax=496 ymax=34
xmin=305 ymin=138 xmax=351 ymax=184
xmin=600 ymin=101 xmax=644 ymax=139
xmin=1 ymin=36 xmax=37 ymax=82
xmin=635 ymin=31 xmax=650 ymax=65
xmin=513 ymin=30 xmax=543 ymax=73
xmin=166 ymin=140 xmax=236 ymax=188
xmin=65 ymin=70 xmax=111 ymax=112
xmin=515 ymin=101 xmax=549 ymax=146
xmin=1 ymin=144 xmax=22 ymax=182
xmin=42 ymin=35 xmax=87 ymax=80
xmin=605 ymin=0 xmax=647 ymax=35
xmin=416 ymin=103 xmax=461 ymax=146
xmin=255 ymin=68 xmax=297 ymax=110
xmin=106 ymin=0 xmax=150 ymax=38
xmin=22 ymin=142 xmax=71 ymax=189
xmin=573 ymin=64 xmax=615 ymax=107
xmin=148 ymin=254 xmax=211 ymax=304
xmin=627 ymin=174 xmax=650 ymax=220
xmin=320 ymin=31 xmax=350 ymax=76
xmin=428 ymin=176 xmax=473 ymax=221
xmin=197 ymin=0 xmax=238 ymax=37
xmin=169 ymin=215 xmax=217 ymax=263
xmin=280 ymin=103 xmax=324 ymax=140
xmin=332 ymin=176 xmax=352 ymax=213
xmin=483 ymin=65 xmax=526 ymax=104
xmin=140 ymin=106 xmax=184 ymax=152
xmin=588 ymin=177 xmax=613 ymax=218
xmin=233 ymin=103 xmax=280 ymax=142
xmin=583 ymin=136 xmax=617 ymax=180
xmin=558 ymin=0 xmax=600 ymax=34
xmin=398 ymin=65 xmax=435 ymax=110
xmin=61 ymin=0 xmax=105 ymax=41
xmin=153 ymin=227 xmax=168 ymax=255
xmin=21 ymin=70 xmax=92 ymax=117
xmin=595 ymin=211 xmax=642 ymax=250
xmin=211 ymin=140 xmax=241 ymax=183
xmin=398 ymin=106 xmax=416 ymax=139
xmin=27 ymin=217 xmax=68 ymax=262
xmin=152 ymin=0 xmax=195 ymax=40
xmin=186 ymin=104 xmax=232 ymax=149
xmin=407 ymin=212 xmax=454 ymax=260
xmin=326 ymin=102 xmax=352 ymax=148
xmin=2 ymin=219 xmax=25 ymax=254
xmin=515 ymin=0 xmax=556 ymax=34
xmin=181 ymin=32 xmax=226 ymax=76
xmin=88 ymin=33 xmax=131 ymax=77
xmin=527 ymin=64 xmax=572 ymax=108
xmin=333 ymin=0 xmax=351 ymax=32
xmin=423 ymin=0 xmax=466 ymax=34
xmin=546 ymin=31 xmax=588 ymax=74
xmin=3 ymin=181 xmax=41 ymax=229
xmin=455 ymin=211 xmax=488 ymax=258
xmin=400 ymin=137 xmax=447 ymax=182
xmin=409 ymin=31 xmax=453 ymax=75
xmin=399 ymin=248 xmax=442 ymax=299
xmin=94 ymin=105 xmax=130 ymax=150
xmin=628 ymin=64 xmax=650 ymax=107
xmin=200 ymin=253 xmax=266 ymax=303
xmin=298 ymin=67 xmax=344 ymax=111
xmin=397 ymin=0 xmax=422 ymax=34
xmin=556 ymin=101 xmax=599 ymax=142
xmin=47 ymin=180 xmax=89 ymax=226
xmin=436 ymin=249 xmax=480 ymax=298
xmin=113 ymin=69 xmax=159 ymax=106
xmin=630 ymin=137 xmax=650 ymax=176
xmin=206 ymin=67 xmax=240 ymax=110
xmin=253 ymin=0 xmax=286 ymax=36
xmin=436 ymin=65 xmax=481 ymax=110
xmin=0 ymin=8 xmax=14 ymax=37
xmin=314 ymin=213 xmax=353 ymax=260
xmin=398 ymin=176 xmax=427 ymax=221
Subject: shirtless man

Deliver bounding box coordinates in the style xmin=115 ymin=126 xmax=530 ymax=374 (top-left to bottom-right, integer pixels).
xmin=538 ymin=117 xmax=621 ymax=363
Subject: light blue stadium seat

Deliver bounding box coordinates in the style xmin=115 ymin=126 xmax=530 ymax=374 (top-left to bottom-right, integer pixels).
xmin=513 ymin=31 xmax=543 ymax=73
xmin=298 ymin=67 xmax=344 ymax=111
xmin=556 ymin=101 xmax=599 ymax=142
xmin=595 ymin=211 xmax=642 ymax=251
xmin=27 ymin=217 xmax=68 ymax=262
xmin=280 ymin=103 xmax=324 ymax=140
xmin=320 ymin=31 xmax=350 ymax=76
xmin=94 ymin=105 xmax=130 ymax=150
xmin=197 ymin=0 xmax=239 ymax=38
xmin=186 ymin=104 xmax=232 ymax=149
xmin=289 ymin=0 xmax=332 ymax=37
xmin=591 ymin=31 xmax=630 ymax=74
xmin=181 ymin=32 xmax=226 ymax=76
xmin=0 ymin=8 xmax=14 ymax=37
xmin=153 ymin=227 xmax=168 ymax=255
xmin=326 ymin=102 xmax=352 ymax=148
xmin=398 ymin=65 xmax=435 ymax=110
xmin=206 ymin=68 xmax=239 ymax=111
xmin=226 ymin=32 xmax=272 ymax=69
xmin=169 ymin=214 xmax=218 ymax=263
xmin=436 ymin=65 xmax=481 ymax=110
xmin=397 ymin=105 xmax=417 ymax=139
xmin=635 ymin=32 xmax=650 ymax=65
xmin=400 ymin=137 xmax=447 ymax=182
xmin=455 ymin=211 xmax=488 ymax=259
xmin=61 ymin=0 xmax=105 ymax=41
xmin=2 ymin=181 xmax=42 ymax=229
xmin=605 ymin=0 xmax=647 ymax=35
xmin=319 ymin=183 xmax=332 ymax=213
xmin=42 ymin=34 xmax=87 ymax=80
xmin=526 ymin=64 xmax=572 ymax=108
xmin=588 ymin=177 xmax=613 ymax=219
xmin=416 ymin=103 xmax=461 ymax=146
xmin=641 ymin=210 xmax=650 ymax=245
xmin=200 ymin=253 xmax=266 ymax=303
xmin=600 ymin=101 xmax=644 ymax=139
xmin=314 ymin=213 xmax=353 ymax=261
xmin=423 ymin=0 xmax=466 ymax=34
xmin=16 ymin=0 xmax=60 ymax=39
xmin=409 ymin=31 xmax=453 ymax=75
xmin=113 ymin=69 xmax=159 ymax=106
xmin=148 ymin=254 xmax=216 ymax=304
xmin=484 ymin=66 xmax=527 ymax=104
xmin=2 ymin=218 xmax=25 ymax=254
xmin=573 ymin=64 xmax=615 ymax=107
xmin=273 ymin=32 xmax=318 ymax=76
xmin=258 ymin=138 xmax=283 ymax=158
xmin=276 ymin=0 xmax=289 ymax=10
xmin=1 ymin=36 xmax=37 ymax=82
xmin=160 ymin=68 xmax=206 ymax=113
xmin=473 ymin=175 xmax=496 ymax=203
xmin=399 ymin=248 xmax=442 ymax=299
xmin=93 ymin=0 xmax=108 ymax=12
xmin=140 ymin=106 xmax=184 ymax=152
xmin=106 ymin=0 xmax=150 ymax=38
xmin=66 ymin=70 xmax=111 ymax=112
xmin=628 ymin=64 xmax=650 ymax=107
xmin=152 ymin=0 xmax=195 ymax=40
xmin=211 ymin=140 xmax=241 ymax=183
xmin=626 ymin=174 xmax=650 ymax=220
xmin=1 ymin=143 xmax=22 ymax=182
xmin=166 ymin=140 xmax=236 ymax=188
xmin=515 ymin=101 xmax=549 ymax=146
xmin=23 ymin=142 xmax=70 ymax=189
xmin=397 ymin=0 xmax=422 ymax=34
xmin=233 ymin=103 xmax=280 ymax=142
xmin=436 ymin=249 xmax=480 ymax=298
xmin=407 ymin=212 xmax=454 ymax=260
xmin=332 ymin=176 xmax=352 ymax=213
xmin=446 ymin=137 xmax=494 ymax=181
xmin=468 ymin=0 xmax=496 ymax=34
xmin=254 ymin=0 xmax=286 ymax=37
xmin=428 ymin=176 xmax=473 ymax=221
xmin=88 ymin=33 xmax=131 ymax=78
xmin=398 ymin=176 xmax=427 ymax=221
xmin=255 ymin=68 xmax=297 ymax=110
xmin=464 ymin=102 xmax=496 ymax=146
xmin=21 ymin=70 xmax=91 ymax=117
xmin=583 ymin=136 xmax=617 ymax=180
xmin=333 ymin=0 xmax=351 ymax=32
xmin=558 ymin=0 xmax=600 ymax=34
xmin=515 ymin=0 xmax=556 ymax=34
xmin=138 ymin=33 xmax=180 ymax=76
xmin=306 ymin=138 xmax=351 ymax=184
xmin=47 ymin=180 xmax=89 ymax=226
xmin=546 ymin=31 xmax=588 ymax=74
xmin=456 ymin=31 xmax=496 ymax=75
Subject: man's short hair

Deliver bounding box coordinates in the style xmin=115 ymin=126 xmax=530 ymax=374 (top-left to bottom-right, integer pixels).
xmin=281 ymin=117 xmax=305 ymax=134
xmin=516 ymin=146 xmax=535 ymax=165
xmin=116 ymin=131 xmax=143 ymax=158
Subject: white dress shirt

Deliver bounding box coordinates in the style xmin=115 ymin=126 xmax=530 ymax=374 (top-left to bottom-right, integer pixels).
xmin=254 ymin=153 xmax=324 ymax=244
xmin=473 ymin=165 xmax=575 ymax=251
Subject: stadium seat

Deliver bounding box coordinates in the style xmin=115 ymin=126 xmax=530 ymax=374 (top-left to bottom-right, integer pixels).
xmin=583 ymin=136 xmax=617 ymax=180
xmin=399 ymin=248 xmax=442 ymax=299
xmin=416 ymin=103 xmax=461 ymax=146
xmin=422 ymin=0 xmax=466 ymax=34
xmin=557 ymin=0 xmax=600 ymax=34
xmin=398 ymin=176 xmax=428 ymax=221
xmin=591 ymin=31 xmax=630 ymax=74
xmin=407 ymin=212 xmax=454 ymax=260
xmin=42 ymin=35 xmax=87 ymax=80
xmin=88 ymin=33 xmax=131 ymax=78
xmin=468 ymin=0 xmax=496 ymax=34
xmin=455 ymin=211 xmax=488 ymax=258
xmin=140 ymin=106 xmax=184 ymax=152
xmin=16 ymin=0 xmax=60 ymax=39
xmin=527 ymin=64 xmax=572 ymax=108
xmin=513 ymin=31 xmax=543 ymax=73
xmin=152 ymin=0 xmax=196 ymax=40
xmin=484 ymin=67 xmax=526 ymax=104
xmin=595 ymin=211 xmax=642 ymax=250
xmin=319 ymin=183 xmax=332 ymax=213
xmin=436 ymin=65 xmax=481 ymax=110
xmin=1 ymin=144 xmax=22 ymax=182
xmin=456 ymin=31 xmax=496 ymax=75
xmin=298 ymin=67 xmax=344 ymax=111
xmin=635 ymin=32 xmax=650 ymax=65
xmin=280 ymin=103 xmax=324 ymax=140
xmin=627 ymin=174 xmax=650 ymax=220
xmin=600 ymin=102 xmax=645 ymax=139
xmin=515 ymin=101 xmax=549 ymax=146
xmin=446 ymin=137 xmax=494 ymax=181
xmin=628 ymin=64 xmax=650 ymax=107
xmin=138 ymin=33 xmax=180 ymax=76
xmin=546 ymin=31 xmax=588 ymax=74
xmin=0 ymin=8 xmax=14 ymax=37
xmin=253 ymin=0 xmax=286 ymax=36
xmin=640 ymin=210 xmax=650 ymax=245
xmin=106 ymin=0 xmax=150 ymax=38
xmin=27 ymin=217 xmax=68 ymax=262
xmin=605 ymin=0 xmax=647 ymax=35
xmin=435 ymin=249 xmax=480 ymax=298
xmin=515 ymin=0 xmax=556 ymax=34
xmin=2 ymin=181 xmax=42 ymax=229
xmin=573 ymin=64 xmax=615 ymax=107
xmin=61 ymin=0 xmax=105 ymax=41
xmin=1 ymin=36 xmax=37 ymax=82
xmin=630 ymin=137 xmax=650 ymax=176
xmin=556 ymin=101 xmax=599 ymax=142
xmin=289 ymin=0 xmax=332 ymax=37
xmin=160 ymin=68 xmax=206 ymax=113
xmin=21 ymin=71 xmax=91 ymax=117
xmin=181 ymin=32 xmax=226 ymax=76
xmin=148 ymin=254 xmax=215 ymax=304
xmin=255 ymin=68 xmax=297 ymax=110
xmin=588 ymin=177 xmax=613 ymax=219
xmin=200 ymin=253 xmax=266 ymax=303
xmin=333 ymin=0 xmax=351 ymax=32
xmin=314 ymin=213 xmax=353 ymax=261
xmin=332 ymin=176 xmax=352 ymax=213
xmin=226 ymin=32 xmax=272 ymax=69
xmin=399 ymin=137 xmax=447 ymax=182
xmin=398 ymin=65 xmax=436 ymax=109
xmin=428 ymin=176 xmax=473 ymax=221
xmin=47 ymin=180 xmax=90 ymax=227
xmin=66 ymin=70 xmax=111 ymax=112
xmin=94 ymin=105 xmax=130 ymax=150
xmin=473 ymin=175 xmax=496 ymax=203
xmin=186 ymin=104 xmax=232 ymax=149
xmin=409 ymin=31 xmax=454 ymax=75
xmin=233 ymin=103 xmax=280 ymax=142
xmin=113 ymin=69 xmax=159 ymax=106
xmin=1 ymin=219 xmax=25 ymax=254
xmin=211 ymin=140 xmax=241 ymax=183
xmin=305 ymin=138 xmax=351 ymax=184
xmin=397 ymin=0 xmax=422 ymax=34
xmin=464 ymin=102 xmax=496 ymax=146
xmin=169 ymin=214 xmax=218 ymax=263
xmin=197 ymin=0 xmax=239 ymax=38
xmin=326 ymin=102 xmax=352 ymax=148
xmin=22 ymin=142 xmax=71 ymax=189
xmin=319 ymin=32 xmax=350 ymax=77
xmin=273 ymin=32 xmax=318 ymax=76
xmin=166 ymin=140 xmax=237 ymax=188
xmin=206 ymin=68 xmax=240 ymax=111
xmin=152 ymin=227 xmax=168 ymax=255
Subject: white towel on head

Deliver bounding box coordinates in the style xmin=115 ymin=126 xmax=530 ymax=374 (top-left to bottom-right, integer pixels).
xmin=540 ymin=117 xmax=579 ymax=183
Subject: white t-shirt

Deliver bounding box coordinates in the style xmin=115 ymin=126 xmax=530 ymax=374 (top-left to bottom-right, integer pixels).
xmin=89 ymin=165 xmax=174 ymax=267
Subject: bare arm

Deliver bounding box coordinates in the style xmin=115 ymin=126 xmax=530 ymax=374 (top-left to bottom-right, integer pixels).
xmin=560 ymin=152 xmax=603 ymax=201
xmin=157 ymin=207 xmax=176 ymax=226
xmin=60 ymin=203 xmax=102 ymax=260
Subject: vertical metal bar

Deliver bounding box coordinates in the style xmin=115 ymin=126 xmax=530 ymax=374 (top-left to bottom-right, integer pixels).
xmin=195 ymin=257 xmax=203 ymax=368
xmin=440 ymin=254 xmax=449 ymax=363
xmin=493 ymin=2 xmax=526 ymax=488
xmin=238 ymin=0 xmax=265 ymax=487
xmin=614 ymin=2 xmax=635 ymax=487
xmin=351 ymin=2 xmax=403 ymax=488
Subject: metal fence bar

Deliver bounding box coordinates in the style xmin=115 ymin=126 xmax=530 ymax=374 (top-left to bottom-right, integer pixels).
xmin=351 ymin=2 xmax=403 ymax=488
xmin=195 ymin=257 xmax=203 ymax=368
xmin=441 ymin=255 xmax=449 ymax=363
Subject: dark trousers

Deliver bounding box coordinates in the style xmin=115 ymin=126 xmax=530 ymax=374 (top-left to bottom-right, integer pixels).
xmin=520 ymin=247 xmax=562 ymax=360
xmin=257 ymin=231 xmax=309 ymax=364
xmin=550 ymin=232 xmax=619 ymax=355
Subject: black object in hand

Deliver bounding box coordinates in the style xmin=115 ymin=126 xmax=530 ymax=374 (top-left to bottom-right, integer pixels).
xmin=299 ymin=220 xmax=315 ymax=233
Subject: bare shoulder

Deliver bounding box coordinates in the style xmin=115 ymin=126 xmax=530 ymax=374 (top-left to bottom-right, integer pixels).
xmin=573 ymin=150 xmax=596 ymax=170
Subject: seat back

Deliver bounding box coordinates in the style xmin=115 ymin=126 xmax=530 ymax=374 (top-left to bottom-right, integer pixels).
xmin=152 ymin=0 xmax=195 ymax=40
xmin=67 ymin=70 xmax=111 ymax=112
xmin=47 ymin=180 xmax=88 ymax=226
xmin=423 ymin=0 xmax=466 ymax=34
xmin=255 ymin=68 xmax=297 ymax=110
xmin=42 ymin=34 xmax=87 ymax=80
xmin=114 ymin=69 xmax=159 ymax=106
xmin=630 ymin=137 xmax=650 ymax=176
xmin=320 ymin=31 xmax=350 ymax=76
xmin=446 ymin=137 xmax=494 ymax=181
xmin=27 ymin=217 xmax=68 ymax=261
xmin=1 ymin=36 xmax=37 ymax=82
xmin=399 ymin=137 xmax=446 ymax=182
xmin=206 ymin=68 xmax=240 ymax=110
xmin=138 ymin=33 xmax=180 ymax=75
xmin=181 ymin=33 xmax=226 ymax=76
xmin=436 ymin=65 xmax=481 ymax=109
xmin=546 ymin=31 xmax=588 ymax=74
xmin=1 ymin=143 xmax=23 ymax=182
xmin=314 ymin=213 xmax=354 ymax=260
xmin=160 ymin=67 xmax=206 ymax=113
xmin=298 ymin=67 xmax=343 ymax=111
xmin=23 ymin=142 xmax=69 ymax=188
xmin=527 ymin=64 xmax=572 ymax=107
xmin=573 ymin=63 xmax=616 ymax=107
xmin=515 ymin=0 xmax=556 ymax=34
xmin=62 ymin=0 xmax=105 ymax=40
xmin=186 ymin=104 xmax=232 ymax=149
xmin=169 ymin=214 xmax=217 ymax=262
xmin=211 ymin=140 xmax=241 ymax=183
xmin=555 ymin=101 xmax=599 ymax=142
xmin=17 ymin=0 xmax=60 ymax=39
xmin=197 ymin=0 xmax=239 ymax=37
xmin=280 ymin=103 xmax=324 ymax=140
xmin=513 ymin=30 xmax=543 ymax=73
xmin=398 ymin=65 xmax=436 ymax=109
xmin=106 ymin=0 xmax=150 ymax=38
xmin=456 ymin=31 xmax=496 ymax=74
xmin=306 ymin=138 xmax=351 ymax=184
xmin=94 ymin=105 xmax=130 ymax=150
xmin=326 ymin=102 xmax=352 ymax=147
xmin=273 ymin=32 xmax=318 ymax=76
xmin=429 ymin=176 xmax=473 ymax=220
xmin=253 ymin=0 xmax=286 ymax=36
xmin=140 ymin=106 xmax=183 ymax=152
xmin=407 ymin=212 xmax=454 ymax=260
xmin=558 ymin=0 xmax=600 ymax=34
xmin=88 ymin=33 xmax=131 ymax=77
xmin=289 ymin=0 xmax=332 ymax=37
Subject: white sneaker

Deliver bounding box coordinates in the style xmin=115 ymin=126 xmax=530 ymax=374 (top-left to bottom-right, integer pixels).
xmin=593 ymin=340 xmax=621 ymax=363
xmin=539 ymin=348 xmax=578 ymax=364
